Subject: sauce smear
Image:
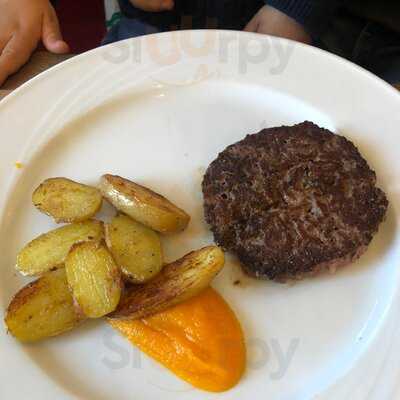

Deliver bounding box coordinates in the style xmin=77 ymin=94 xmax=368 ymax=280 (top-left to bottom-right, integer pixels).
xmin=109 ymin=287 xmax=246 ymax=392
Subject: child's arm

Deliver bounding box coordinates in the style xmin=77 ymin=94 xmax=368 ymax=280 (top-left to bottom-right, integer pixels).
xmin=245 ymin=5 xmax=311 ymax=43
xmin=0 ymin=0 xmax=69 ymax=87
xmin=245 ymin=1 xmax=339 ymax=44
xmin=128 ymin=0 xmax=174 ymax=12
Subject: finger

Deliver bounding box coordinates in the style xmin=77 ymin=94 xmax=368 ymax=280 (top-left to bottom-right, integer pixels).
xmin=0 ymin=34 xmax=36 ymax=86
xmin=160 ymin=0 xmax=174 ymax=11
xmin=130 ymin=0 xmax=174 ymax=12
xmin=0 ymin=36 xmax=10 ymax=53
xmin=42 ymin=6 xmax=69 ymax=54
xmin=244 ymin=15 xmax=259 ymax=32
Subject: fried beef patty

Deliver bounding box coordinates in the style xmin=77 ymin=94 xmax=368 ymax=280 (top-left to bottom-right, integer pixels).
xmin=202 ymin=122 xmax=388 ymax=281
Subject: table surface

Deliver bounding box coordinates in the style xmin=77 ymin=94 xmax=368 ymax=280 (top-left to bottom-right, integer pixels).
xmin=0 ymin=51 xmax=74 ymax=100
xmin=0 ymin=50 xmax=399 ymax=100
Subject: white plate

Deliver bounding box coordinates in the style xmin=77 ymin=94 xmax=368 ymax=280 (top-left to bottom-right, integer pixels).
xmin=1 ymin=31 xmax=400 ymax=400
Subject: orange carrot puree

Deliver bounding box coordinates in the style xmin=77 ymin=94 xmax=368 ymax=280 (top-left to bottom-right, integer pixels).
xmin=109 ymin=287 xmax=246 ymax=392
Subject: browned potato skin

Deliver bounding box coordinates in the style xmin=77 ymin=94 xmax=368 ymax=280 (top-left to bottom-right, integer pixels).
xmin=109 ymin=246 xmax=225 ymax=321
xmin=33 ymin=177 xmax=103 ymax=223
xmin=16 ymin=220 xmax=104 ymax=276
xmin=5 ymin=269 xmax=85 ymax=343
xmin=106 ymin=214 xmax=163 ymax=283
xmin=99 ymin=174 xmax=190 ymax=234
xmin=65 ymin=241 xmax=122 ymax=319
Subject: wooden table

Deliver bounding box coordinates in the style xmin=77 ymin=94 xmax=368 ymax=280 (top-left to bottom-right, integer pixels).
xmin=0 ymin=51 xmax=74 ymax=100
xmin=0 ymin=51 xmax=399 ymax=99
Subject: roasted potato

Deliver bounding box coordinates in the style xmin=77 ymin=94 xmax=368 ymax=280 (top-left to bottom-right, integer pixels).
xmin=109 ymin=246 xmax=225 ymax=320
xmin=106 ymin=214 xmax=163 ymax=283
xmin=33 ymin=177 xmax=102 ymax=223
xmin=16 ymin=220 xmax=104 ymax=276
xmin=65 ymin=241 xmax=122 ymax=318
xmin=99 ymin=174 xmax=190 ymax=234
xmin=5 ymin=269 xmax=85 ymax=342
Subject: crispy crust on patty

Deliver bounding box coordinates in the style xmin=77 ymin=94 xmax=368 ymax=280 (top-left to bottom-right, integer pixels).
xmin=202 ymin=121 xmax=388 ymax=281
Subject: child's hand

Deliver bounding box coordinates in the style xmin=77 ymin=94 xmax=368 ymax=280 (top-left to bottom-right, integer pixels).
xmin=0 ymin=0 xmax=69 ymax=86
xmin=245 ymin=5 xmax=311 ymax=44
xmin=129 ymin=0 xmax=174 ymax=12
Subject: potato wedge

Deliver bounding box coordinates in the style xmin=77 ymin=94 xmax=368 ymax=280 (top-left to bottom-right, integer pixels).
xmin=65 ymin=241 xmax=122 ymax=318
xmin=33 ymin=177 xmax=102 ymax=223
xmin=106 ymin=214 xmax=163 ymax=283
xmin=99 ymin=174 xmax=190 ymax=234
xmin=5 ymin=269 xmax=85 ymax=343
xmin=16 ymin=220 xmax=104 ymax=276
xmin=109 ymin=246 xmax=225 ymax=320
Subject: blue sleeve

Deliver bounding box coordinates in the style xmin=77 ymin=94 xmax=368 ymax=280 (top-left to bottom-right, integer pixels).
xmin=266 ymin=0 xmax=339 ymax=37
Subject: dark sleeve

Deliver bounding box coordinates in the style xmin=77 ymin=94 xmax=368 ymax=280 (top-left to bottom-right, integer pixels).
xmin=118 ymin=0 xmax=149 ymax=18
xmin=266 ymin=0 xmax=339 ymax=37
xmin=118 ymin=0 xmax=136 ymax=17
